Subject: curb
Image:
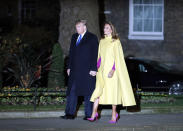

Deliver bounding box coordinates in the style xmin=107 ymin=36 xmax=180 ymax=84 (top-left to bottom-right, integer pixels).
xmin=1 ymin=108 xmax=183 ymax=119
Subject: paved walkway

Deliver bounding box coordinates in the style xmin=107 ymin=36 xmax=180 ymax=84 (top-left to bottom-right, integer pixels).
xmin=1 ymin=106 xmax=183 ymax=119
xmin=0 ymin=113 xmax=183 ymax=131
xmin=1 ymin=107 xmax=183 ymax=131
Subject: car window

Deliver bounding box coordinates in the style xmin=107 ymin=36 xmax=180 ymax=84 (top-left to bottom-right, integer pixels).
xmin=145 ymin=61 xmax=171 ymax=71
xmin=138 ymin=64 xmax=147 ymax=72
xmin=152 ymin=62 xmax=171 ymax=71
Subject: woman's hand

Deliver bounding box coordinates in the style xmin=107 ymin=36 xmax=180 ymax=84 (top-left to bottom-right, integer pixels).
xmin=108 ymin=69 xmax=115 ymax=78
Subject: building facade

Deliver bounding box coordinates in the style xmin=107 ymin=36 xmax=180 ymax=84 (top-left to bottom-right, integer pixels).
xmin=103 ymin=0 xmax=183 ymax=70
xmin=0 ymin=0 xmax=183 ymax=70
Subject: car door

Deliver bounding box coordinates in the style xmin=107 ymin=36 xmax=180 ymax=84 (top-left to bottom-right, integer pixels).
xmin=125 ymin=59 xmax=141 ymax=90
xmin=138 ymin=63 xmax=160 ymax=91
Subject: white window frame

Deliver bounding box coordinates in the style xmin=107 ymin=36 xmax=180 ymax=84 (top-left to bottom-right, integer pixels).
xmin=128 ymin=0 xmax=164 ymax=40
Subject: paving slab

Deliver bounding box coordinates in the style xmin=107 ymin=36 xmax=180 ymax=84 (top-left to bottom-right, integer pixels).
xmin=0 ymin=113 xmax=183 ymax=131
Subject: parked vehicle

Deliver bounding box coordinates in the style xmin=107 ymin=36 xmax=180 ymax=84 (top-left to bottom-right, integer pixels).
xmin=125 ymin=57 xmax=183 ymax=95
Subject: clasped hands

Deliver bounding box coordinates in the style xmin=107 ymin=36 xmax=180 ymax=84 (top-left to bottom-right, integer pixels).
xmin=67 ymin=69 xmax=97 ymax=76
xmin=89 ymin=70 xmax=115 ymax=78
xmin=67 ymin=69 xmax=114 ymax=78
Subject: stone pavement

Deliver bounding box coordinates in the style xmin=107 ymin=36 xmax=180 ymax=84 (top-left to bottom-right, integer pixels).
xmin=1 ymin=107 xmax=183 ymax=131
xmin=0 ymin=113 xmax=183 ymax=131
xmin=1 ymin=106 xmax=183 ymax=119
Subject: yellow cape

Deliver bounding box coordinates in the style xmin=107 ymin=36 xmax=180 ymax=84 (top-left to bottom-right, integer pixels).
xmin=90 ymin=36 xmax=136 ymax=106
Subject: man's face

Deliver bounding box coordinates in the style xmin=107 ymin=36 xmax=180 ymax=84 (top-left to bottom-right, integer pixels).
xmin=76 ymin=23 xmax=86 ymax=34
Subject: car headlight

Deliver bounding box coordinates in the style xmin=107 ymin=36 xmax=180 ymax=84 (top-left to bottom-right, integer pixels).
xmin=169 ymin=82 xmax=183 ymax=95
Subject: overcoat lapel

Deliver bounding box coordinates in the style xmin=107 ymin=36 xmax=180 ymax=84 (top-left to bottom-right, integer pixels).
xmin=76 ymin=32 xmax=88 ymax=47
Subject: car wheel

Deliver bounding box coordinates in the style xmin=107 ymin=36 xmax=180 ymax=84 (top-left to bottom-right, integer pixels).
xmin=169 ymin=82 xmax=183 ymax=95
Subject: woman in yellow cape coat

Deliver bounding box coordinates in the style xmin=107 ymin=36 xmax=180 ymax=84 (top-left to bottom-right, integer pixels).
xmin=88 ymin=22 xmax=136 ymax=123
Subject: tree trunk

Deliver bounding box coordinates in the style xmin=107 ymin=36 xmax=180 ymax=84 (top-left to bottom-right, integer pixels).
xmin=58 ymin=0 xmax=100 ymax=56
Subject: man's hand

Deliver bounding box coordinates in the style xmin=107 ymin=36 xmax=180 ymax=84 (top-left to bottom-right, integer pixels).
xmin=67 ymin=69 xmax=70 ymax=76
xmin=108 ymin=69 xmax=115 ymax=78
xmin=89 ymin=71 xmax=97 ymax=76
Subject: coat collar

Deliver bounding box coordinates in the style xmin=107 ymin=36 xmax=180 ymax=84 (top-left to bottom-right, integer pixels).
xmin=75 ymin=31 xmax=89 ymax=46
xmin=76 ymin=31 xmax=88 ymax=38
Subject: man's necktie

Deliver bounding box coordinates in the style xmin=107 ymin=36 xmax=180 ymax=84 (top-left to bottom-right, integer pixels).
xmin=76 ymin=35 xmax=82 ymax=46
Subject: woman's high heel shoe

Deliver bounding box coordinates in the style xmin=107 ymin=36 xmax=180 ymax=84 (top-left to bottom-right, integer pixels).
xmin=109 ymin=113 xmax=119 ymax=124
xmin=87 ymin=112 xmax=99 ymax=122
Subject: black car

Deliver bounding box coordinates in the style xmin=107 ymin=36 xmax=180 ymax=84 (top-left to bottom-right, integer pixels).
xmin=125 ymin=57 xmax=183 ymax=95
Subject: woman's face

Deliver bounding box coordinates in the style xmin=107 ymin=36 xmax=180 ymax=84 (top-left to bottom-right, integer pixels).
xmin=104 ymin=24 xmax=112 ymax=36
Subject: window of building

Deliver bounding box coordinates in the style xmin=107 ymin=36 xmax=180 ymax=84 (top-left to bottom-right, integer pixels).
xmin=18 ymin=0 xmax=36 ymax=24
xmin=129 ymin=0 xmax=164 ymax=40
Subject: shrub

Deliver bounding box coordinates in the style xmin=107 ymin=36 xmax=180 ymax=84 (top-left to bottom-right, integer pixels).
xmin=3 ymin=43 xmax=51 ymax=88
xmin=47 ymin=43 xmax=65 ymax=90
xmin=0 ymin=63 xmax=2 ymax=90
xmin=1 ymin=25 xmax=57 ymax=88
xmin=0 ymin=85 xmax=66 ymax=106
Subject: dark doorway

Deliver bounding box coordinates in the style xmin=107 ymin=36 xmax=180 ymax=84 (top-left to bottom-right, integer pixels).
xmin=98 ymin=0 xmax=106 ymax=36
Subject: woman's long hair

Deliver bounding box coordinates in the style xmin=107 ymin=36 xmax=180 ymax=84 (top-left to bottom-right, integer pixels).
xmin=101 ymin=21 xmax=119 ymax=40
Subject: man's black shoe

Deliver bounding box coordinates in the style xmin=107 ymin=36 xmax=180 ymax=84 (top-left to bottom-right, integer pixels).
xmin=83 ymin=116 xmax=90 ymax=120
xmin=60 ymin=115 xmax=75 ymax=119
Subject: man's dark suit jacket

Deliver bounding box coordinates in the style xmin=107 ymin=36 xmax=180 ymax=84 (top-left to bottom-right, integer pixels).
xmin=67 ymin=31 xmax=99 ymax=96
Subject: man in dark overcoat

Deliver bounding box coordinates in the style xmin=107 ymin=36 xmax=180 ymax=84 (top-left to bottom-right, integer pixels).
xmin=61 ymin=19 xmax=98 ymax=120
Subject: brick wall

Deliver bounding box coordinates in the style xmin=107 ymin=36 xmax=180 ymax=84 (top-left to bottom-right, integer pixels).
xmin=104 ymin=0 xmax=183 ymax=70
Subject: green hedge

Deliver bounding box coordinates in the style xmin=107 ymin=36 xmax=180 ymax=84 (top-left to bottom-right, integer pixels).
xmin=0 ymin=86 xmax=66 ymax=106
xmin=1 ymin=86 xmax=183 ymax=107
xmin=0 ymin=96 xmax=66 ymax=106
xmin=0 ymin=63 xmax=2 ymax=90
xmin=1 ymin=89 xmax=183 ymax=106
xmin=47 ymin=43 xmax=65 ymax=90
xmin=138 ymin=92 xmax=183 ymax=106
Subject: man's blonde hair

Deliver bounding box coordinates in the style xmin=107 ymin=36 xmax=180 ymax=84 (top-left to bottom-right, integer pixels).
xmin=75 ymin=19 xmax=87 ymax=26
